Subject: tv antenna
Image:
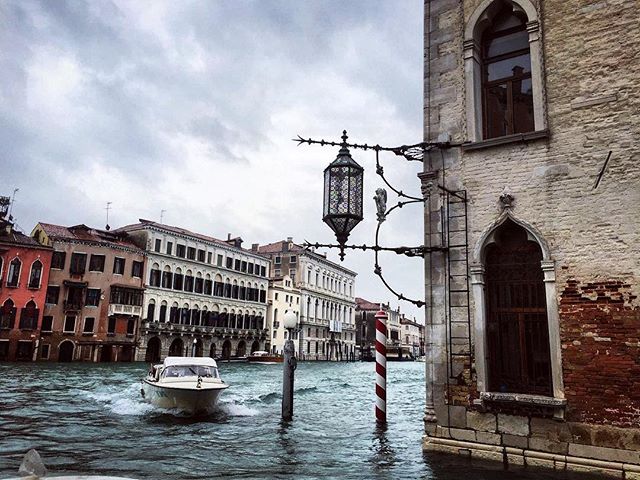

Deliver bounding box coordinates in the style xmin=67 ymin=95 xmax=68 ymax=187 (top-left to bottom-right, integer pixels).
xmin=160 ymin=209 xmax=166 ymax=224
xmin=8 ymin=188 xmax=19 ymax=220
xmin=105 ymin=202 xmax=112 ymax=230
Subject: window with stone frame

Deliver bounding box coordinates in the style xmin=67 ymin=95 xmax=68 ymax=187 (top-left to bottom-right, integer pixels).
xmin=19 ymin=301 xmax=38 ymax=330
xmin=41 ymin=315 xmax=53 ymax=332
xmin=63 ymin=315 xmax=76 ymax=333
xmin=176 ymin=244 xmax=186 ymax=258
xmin=83 ymin=317 xmax=95 ymax=333
xmin=1 ymin=299 xmax=16 ymax=329
xmin=28 ymin=260 xmax=43 ymax=288
xmin=463 ymin=0 xmax=545 ymax=143
xmin=51 ymin=251 xmax=66 ymax=269
xmin=85 ymin=288 xmax=101 ymax=307
xmin=187 ymin=247 xmax=196 ymax=260
xmin=113 ymin=257 xmax=125 ymax=275
xmin=166 ymin=241 xmax=173 ymax=255
xmin=69 ymin=253 xmax=87 ymax=275
xmin=7 ymin=258 xmax=21 ymax=287
xmin=89 ymin=254 xmax=106 ymax=272
xmin=481 ymin=7 xmax=533 ymax=138
xmin=198 ymin=249 xmax=206 ymax=262
xmin=154 ymin=239 xmax=161 ymax=253
xmin=131 ymin=260 xmax=143 ymax=278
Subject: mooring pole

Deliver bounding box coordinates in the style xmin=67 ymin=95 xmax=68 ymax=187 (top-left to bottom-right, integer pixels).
xmin=282 ymin=334 xmax=296 ymax=421
xmin=375 ymin=307 xmax=387 ymax=423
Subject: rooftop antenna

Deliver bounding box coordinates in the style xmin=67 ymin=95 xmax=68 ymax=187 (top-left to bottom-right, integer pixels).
xmin=8 ymin=188 xmax=19 ymax=220
xmin=160 ymin=209 xmax=166 ymax=224
xmin=105 ymin=201 xmax=112 ymax=231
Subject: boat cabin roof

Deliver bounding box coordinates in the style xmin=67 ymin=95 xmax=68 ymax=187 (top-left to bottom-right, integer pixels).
xmin=163 ymin=356 xmax=219 ymax=368
xmin=251 ymin=351 xmax=269 ymax=356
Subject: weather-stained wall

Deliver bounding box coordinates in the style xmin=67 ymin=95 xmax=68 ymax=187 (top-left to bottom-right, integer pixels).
xmin=422 ymin=0 xmax=640 ymax=474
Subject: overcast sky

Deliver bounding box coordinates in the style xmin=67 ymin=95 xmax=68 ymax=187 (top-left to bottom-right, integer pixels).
xmin=1 ymin=0 xmax=426 ymax=321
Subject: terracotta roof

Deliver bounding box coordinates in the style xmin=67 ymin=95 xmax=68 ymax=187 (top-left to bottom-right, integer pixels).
xmin=257 ymin=240 xmax=305 ymax=254
xmin=0 ymin=221 xmax=45 ymax=249
xmin=356 ymin=297 xmax=382 ymax=311
xmin=38 ymin=222 xmax=142 ymax=251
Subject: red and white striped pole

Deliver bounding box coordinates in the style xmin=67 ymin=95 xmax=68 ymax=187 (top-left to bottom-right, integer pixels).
xmin=375 ymin=307 xmax=387 ymax=423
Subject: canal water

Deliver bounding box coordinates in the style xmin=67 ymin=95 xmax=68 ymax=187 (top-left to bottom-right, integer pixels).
xmin=0 ymin=361 xmax=592 ymax=479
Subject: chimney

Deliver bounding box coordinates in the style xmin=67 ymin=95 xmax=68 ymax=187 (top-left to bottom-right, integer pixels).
xmin=227 ymin=233 xmax=232 ymax=240
xmin=251 ymin=243 xmax=259 ymax=252
xmin=286 ymin=236 xmax=293 ymax=252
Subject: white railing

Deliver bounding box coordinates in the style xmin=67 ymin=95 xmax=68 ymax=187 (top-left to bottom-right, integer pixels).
xmin=108 ymin=304 xmax=142 ymax=317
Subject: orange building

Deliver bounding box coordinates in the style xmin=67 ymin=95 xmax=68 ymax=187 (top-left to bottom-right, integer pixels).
xmin=0 ymin=199 xmax=52 ymax=361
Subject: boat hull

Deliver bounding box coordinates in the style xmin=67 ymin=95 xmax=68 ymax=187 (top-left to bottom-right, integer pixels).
xmin=141 ymin=380 xmax=227 ymax=413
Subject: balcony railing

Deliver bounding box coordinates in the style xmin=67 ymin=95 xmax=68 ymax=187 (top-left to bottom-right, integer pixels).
xmin=108 ymin=304 xmax=142 ymax=317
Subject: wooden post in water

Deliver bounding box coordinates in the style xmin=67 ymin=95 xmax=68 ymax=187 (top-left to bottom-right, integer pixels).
xmin=375 ymin=307 xmax=387 ymax=423
xmin=282 ymin=336 xmax=296 ymax=420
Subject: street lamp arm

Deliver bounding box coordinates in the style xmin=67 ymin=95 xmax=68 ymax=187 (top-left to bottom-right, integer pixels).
xmin=293 ymin=134 xmax=460 ymax=163
xmin=303 ymin=241 xmax=446 ymax=257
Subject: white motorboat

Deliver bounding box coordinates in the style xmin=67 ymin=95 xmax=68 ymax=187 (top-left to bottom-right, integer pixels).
xmin=141 ymin=356 xmax=229 ymax=413
xmin=247 ymin=350 xmax=283 ymax=364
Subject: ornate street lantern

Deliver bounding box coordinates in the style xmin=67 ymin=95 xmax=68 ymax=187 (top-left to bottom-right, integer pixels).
xmin=323 ymin=131 xmax=364 ymax=260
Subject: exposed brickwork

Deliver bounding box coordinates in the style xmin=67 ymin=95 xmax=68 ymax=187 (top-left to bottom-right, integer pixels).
xmin=561 ymin=279 xmax=640 ymax=427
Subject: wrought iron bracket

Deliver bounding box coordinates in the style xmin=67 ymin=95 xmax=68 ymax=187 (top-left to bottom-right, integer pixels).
xmin=297 ymin=132 xmax=464 ymax=308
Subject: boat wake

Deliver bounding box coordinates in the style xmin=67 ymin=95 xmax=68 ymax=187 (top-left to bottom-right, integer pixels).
xmin=79 ymin=383 xmax=259 ymax=418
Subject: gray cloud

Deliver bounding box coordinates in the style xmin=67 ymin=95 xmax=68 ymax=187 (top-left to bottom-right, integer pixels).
xmin=0 ymin=0 xmax=425 ymax=321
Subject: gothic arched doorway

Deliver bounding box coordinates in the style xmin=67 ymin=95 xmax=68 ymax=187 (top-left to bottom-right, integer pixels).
xmin=236 ymin=340 xmax=246 ymax=357
xmin=251 ymin=340 xmax=260 ymax=353
xmin=485 ymin=219 xmax=551 ymax=395
xmin=145 ymin=337 xmax=161 ymax=363
xmin=169 ymin=338 xmax=184 ymax=356
xmin=222 ymin=340 xmax=231 ymax=360
xmin=58 ymin=341 xmax=74 ymax=362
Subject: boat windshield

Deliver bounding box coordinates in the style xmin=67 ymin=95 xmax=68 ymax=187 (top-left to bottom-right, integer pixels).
xmin=163 ymin=365 xmax=219 ymax=378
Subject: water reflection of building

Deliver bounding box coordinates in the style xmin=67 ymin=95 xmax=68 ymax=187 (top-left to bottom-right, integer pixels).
xmin=31 ymin=222 xmax=144 ymax=362
xmin=0 ymin=198 xmax=53 ymax=361
xmin=118 ymin=220 xmax=270 ymax=362
xmin=258 ymin=238 xmax=357 ymax=361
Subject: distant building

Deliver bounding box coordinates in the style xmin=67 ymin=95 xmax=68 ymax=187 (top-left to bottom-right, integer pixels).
xmin=355 ymin=297 xmax=424 ymax=361
xmin=400 ymin=317 xmax=424 ymax=359
xmin=31 ymin=223 xmax=145 ymax=362
xmin=354 ymin=297 xmax=379 ymax=361
xmin=0 ymin=199 xmax=53 ymax=361
xmin=258 ymin=238 xmax=356 ymax=361
xmin=118 ymin=220 xmax=270 ymax=362
xmin=266 ymin=275 xmax=300 ymax=355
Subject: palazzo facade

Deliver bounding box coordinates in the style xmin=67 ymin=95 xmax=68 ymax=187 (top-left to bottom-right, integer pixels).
xmin=119 ymin=220 xmax=270 ymax=362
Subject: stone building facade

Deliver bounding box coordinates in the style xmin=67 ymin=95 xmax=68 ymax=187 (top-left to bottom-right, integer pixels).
xmin=258 ymin=238 xmax=357 ymax=361
xmin=0 ymin=202 xmax=52 ymax=361
xmin=421 ymin=0 xmax=640 ymax=476
xmin=118 ymin=220 xmax=269 ymax=362
xmin=266 ymin=275 xmax=300 ymax=355
xmin=32 ymin=223 xmax=145 ymax=362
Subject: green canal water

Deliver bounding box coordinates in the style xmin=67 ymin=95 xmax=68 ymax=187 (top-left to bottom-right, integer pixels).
xmin=0 ymin=361 xmax=593 ymax=479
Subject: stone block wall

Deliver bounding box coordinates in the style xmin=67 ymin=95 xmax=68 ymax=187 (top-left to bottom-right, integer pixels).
xmin=423 ymin=0 xmax=640 ymax=475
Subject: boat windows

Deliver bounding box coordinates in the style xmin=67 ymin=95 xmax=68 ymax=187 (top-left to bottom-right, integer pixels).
xmin=163 ymin=365 xmax=219 ymax=378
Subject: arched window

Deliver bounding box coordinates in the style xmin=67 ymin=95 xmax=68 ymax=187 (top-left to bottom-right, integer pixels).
xmin=7 ymin=258 xmax=21 ymax=287
xmin=481 ymin=6 xmax=533 ymax=138
xmin=477 ymin=219 xmax=556 ymax=396
xmin=161 ymin=266 xmax=173 ymax=289
xmin=1 ymin=299 xmax=17 ymax=329
xmin=19 ymin=300 xmax=38 ymax=330
xmin=159 ymin=301 xmax=168 ymax=322
xmin=147 ymin=299 xmax=156 ymax=322
xmin=28 ymin=260 xmax=43 ymax=288
xmin=464 ymin=0 xmax=545 ymax=142
xmin=149 ymin=263 xmax=161 ymax=287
